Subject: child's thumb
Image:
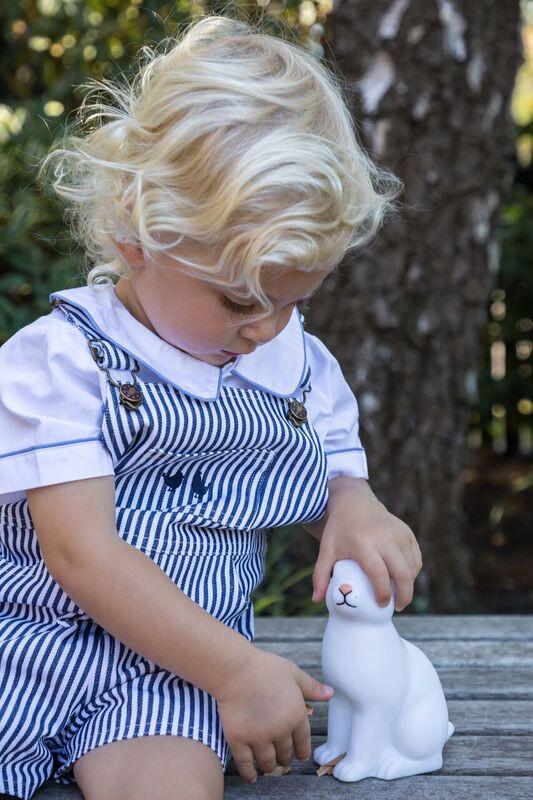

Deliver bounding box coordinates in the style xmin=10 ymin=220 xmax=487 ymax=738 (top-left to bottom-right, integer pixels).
xmin=298 ymin=669 xmax=334 ymax=700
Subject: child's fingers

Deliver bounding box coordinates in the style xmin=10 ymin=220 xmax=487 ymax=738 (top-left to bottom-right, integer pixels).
xmin=254 ymin=742 xmax=278 ymax=775
xmin=230 ymin=742 xmax=258 ymax=784
xmin=411 ymin=538 xmax=424 ymax=574
xmin=407 ymin=542 xmax=422 ymax=578
xmin=292 ymin=714 xmax=312 ymax=762
xmin=312 ymin=547 xmax=335 ymax=601
xmin=381 ymin=549 xmax=414 ymax=611
xmin=359 ymin=552 xmax=393 ymax=607
xmin=273 ymin=736 xmax=294 ymax=767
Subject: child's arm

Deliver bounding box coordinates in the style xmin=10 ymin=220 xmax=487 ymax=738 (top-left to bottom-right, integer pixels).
xmin=302 ymin=476 xmax=377 ymax=540
xmin=27 ymin=475 xmax=335 ymax=785
xmin=26 ymin=475 xmax=254 ymax=698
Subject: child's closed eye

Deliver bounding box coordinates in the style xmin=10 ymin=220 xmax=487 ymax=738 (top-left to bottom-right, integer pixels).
xmin=220 ymin=294 xmax=311 ymax=316
xmin=220 ymin=296 xmax=259 ymax=315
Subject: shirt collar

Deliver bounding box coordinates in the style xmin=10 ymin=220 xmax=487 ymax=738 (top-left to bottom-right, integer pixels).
xmin=49 ymin=285 xmax=307 ymax=401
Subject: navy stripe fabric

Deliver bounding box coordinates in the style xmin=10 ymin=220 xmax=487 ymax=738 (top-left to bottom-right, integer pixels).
xmin=0 ymin=300 xmax=328 ymax=799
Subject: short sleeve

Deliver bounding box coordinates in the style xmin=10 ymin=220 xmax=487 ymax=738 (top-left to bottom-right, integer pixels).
xmin=0 ymin=314 xmax=115 ymax=503
xmin=304 ymin=333 xmax=369 ymax=480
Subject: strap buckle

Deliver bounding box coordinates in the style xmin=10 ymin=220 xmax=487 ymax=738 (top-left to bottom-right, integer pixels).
xmin=87 ymin=337 xmax=143 ymax=411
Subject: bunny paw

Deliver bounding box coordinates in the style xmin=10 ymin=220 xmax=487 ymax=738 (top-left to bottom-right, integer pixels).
xmin=375 ymin=753 xmax=402 ymax=780
xmin=376 ymin=752 xmax=443 ymax=780
xmin=313 ymin=742 xmax=345 ymax=766
xmin=332 ymin=756 xmax=370 ymax=782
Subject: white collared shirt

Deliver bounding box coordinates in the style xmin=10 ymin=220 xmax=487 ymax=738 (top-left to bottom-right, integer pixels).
xmin=0 ymin=284 xmax=368 ymax=503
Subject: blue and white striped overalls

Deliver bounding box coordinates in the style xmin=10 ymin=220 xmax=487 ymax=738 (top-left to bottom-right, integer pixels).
xmin=0 ymin=297 xmax=329 ymax=799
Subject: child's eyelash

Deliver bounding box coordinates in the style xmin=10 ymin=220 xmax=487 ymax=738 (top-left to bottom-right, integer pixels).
xmin=220 ymin=296 xmax=258 ymax=315
xmin=220 ymin=295 xmax=311 ymax=315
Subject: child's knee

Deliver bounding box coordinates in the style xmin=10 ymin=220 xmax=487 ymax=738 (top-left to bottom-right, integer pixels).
xmin=73 ymin=734 xmax=224 ymax=800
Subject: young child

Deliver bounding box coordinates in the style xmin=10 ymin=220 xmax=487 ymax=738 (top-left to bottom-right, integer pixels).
xmin=0 ymin=14 xmax=422 ymax=800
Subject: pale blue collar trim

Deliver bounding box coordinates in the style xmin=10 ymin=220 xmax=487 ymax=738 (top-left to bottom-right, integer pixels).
xmin=49 ymin=285 xmax=307 ymax=401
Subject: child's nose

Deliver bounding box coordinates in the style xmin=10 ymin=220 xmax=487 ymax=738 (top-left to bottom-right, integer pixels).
xmin=240 ymin=314 xmax=278 ymax=344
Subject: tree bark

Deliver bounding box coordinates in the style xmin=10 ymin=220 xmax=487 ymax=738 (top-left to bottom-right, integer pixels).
xmin=313 ymin=0 xmax=523 ymax=611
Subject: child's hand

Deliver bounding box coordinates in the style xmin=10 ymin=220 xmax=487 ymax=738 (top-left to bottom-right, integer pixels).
xmin=311 ymin=477 xmax=423 ymax=612
xmin=214 ymin=647 xmax=334 ymax=783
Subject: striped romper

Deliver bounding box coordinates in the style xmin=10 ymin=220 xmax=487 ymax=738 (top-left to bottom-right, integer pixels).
xmin=0 ymin=295 xmax=330 ymax=799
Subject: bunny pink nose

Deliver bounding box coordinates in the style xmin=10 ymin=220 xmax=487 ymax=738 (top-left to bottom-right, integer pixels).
xmin=339 ymin=583 xmax=353 ymax=594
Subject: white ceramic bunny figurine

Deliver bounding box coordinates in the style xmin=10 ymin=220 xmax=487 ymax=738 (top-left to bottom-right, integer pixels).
xmin=313 ymin=558 xmax=454 ymax=782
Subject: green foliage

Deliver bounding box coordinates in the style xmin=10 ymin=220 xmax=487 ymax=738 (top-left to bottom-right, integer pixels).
xmin=475 ymin=181 xmax=533 ymax=451
xmin=1 ymin=0 xmax=196 ymax=340
xmin=254 ymin=525 xmax=319 ymax=617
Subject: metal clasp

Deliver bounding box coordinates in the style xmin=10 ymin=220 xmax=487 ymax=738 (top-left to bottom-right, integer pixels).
xmin=87 ymin=337 xmax=144 ymax=411
xmin=287 ymin=383 xmax=311 ymax=428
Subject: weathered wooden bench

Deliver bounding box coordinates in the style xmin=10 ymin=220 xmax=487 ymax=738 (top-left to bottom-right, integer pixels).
xmin=32 ymin=615 xmax=533 ymax=799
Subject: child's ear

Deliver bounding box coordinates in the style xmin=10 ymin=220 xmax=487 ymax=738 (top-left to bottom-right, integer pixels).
xmin=114 ymin=241 xmax=145 ymax=269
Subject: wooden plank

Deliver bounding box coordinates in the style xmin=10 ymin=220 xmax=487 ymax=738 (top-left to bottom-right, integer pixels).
xmin=257 ymin=639 xmax=533 ymax=667
xmin=306 ymin=699 xmax=533 ymax=735
xmin=224 ymin=775 xmax=533 ymax=799
xmin=254 ymin=615 xmax=533 ymax=641
xmin=223 ymin=735 xmax=533 ymax=777
xmin=300 ymin=666 xmax=533 ymax=699
xmin=33 ymin=787 xmax=82 ymax=799
xmin=33 ymin=775 xmax=533 ymax=799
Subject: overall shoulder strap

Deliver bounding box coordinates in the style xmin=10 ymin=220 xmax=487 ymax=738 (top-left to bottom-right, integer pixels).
xmin=49 ymin=297 xmax=139 ymax=373
xmin=298 ymin=364 xmax=312 ymax=394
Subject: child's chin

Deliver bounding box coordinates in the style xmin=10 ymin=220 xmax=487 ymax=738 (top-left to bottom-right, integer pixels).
xmin=189 ymin=351 xmax=235 ymax=365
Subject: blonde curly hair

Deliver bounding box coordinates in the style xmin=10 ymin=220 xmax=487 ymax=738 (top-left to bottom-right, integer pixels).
xmin=38 ymin=13 xmax=402 ymax=319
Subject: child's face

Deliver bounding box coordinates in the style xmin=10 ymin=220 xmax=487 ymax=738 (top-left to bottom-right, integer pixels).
xmin=114 ymin=244 xmax=330 ymax=366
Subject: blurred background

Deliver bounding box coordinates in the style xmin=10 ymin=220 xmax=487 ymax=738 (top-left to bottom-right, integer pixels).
xmin=1 ymin=0 xmax=531 ymax=615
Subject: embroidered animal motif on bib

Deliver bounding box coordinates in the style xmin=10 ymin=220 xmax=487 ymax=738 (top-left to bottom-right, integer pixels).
xmin=162 ymin=470 xmax=184 ymax=491
xmin=163 ymin=466 xmax=212 ymax=502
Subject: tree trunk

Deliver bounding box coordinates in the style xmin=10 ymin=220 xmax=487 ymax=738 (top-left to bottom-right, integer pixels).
xmin=313 ymin=0 xmax=523 ymax=611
